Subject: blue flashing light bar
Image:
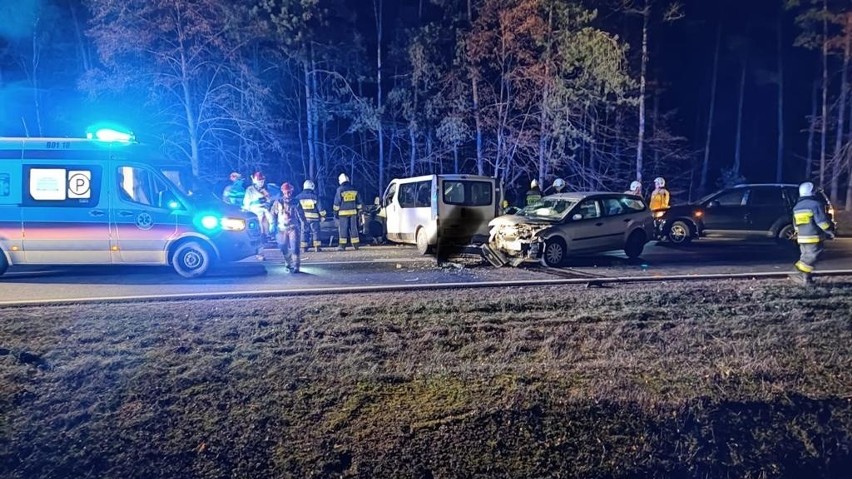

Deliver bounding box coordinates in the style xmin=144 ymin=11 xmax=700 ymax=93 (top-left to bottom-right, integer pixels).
xmin=85 ymin=124 xmax=136 ymax=143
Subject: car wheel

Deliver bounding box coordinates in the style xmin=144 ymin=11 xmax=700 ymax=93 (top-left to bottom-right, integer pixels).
xmin=542 ymin=238 xmax=567 ymax=267
xmin=624 ymin=231 xmax=647 ymax=259
xmin=415 ymin=228 xmax=432 ymax=255
xmin=0 ymin=250 xmax=8 ymax=276
xmin=172 ymin=241 xmax=212 ymax=278
xmin=667 ymin=220 xmax=693 ymax=245
xmin=777 ymin=224 xmax=797 ymax=243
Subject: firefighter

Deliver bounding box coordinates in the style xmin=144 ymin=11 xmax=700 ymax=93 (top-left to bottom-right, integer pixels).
xmin=333 ymin=173 xmax=362 ymax=251
xmin=296 ymin=179 xmax=324 ymax=252
xmin=649 ymin=177 xmax=670 ymax=211
xmin=243 ymin=171 xmax=273 ymax=239
xmin=790 ymin=182 xmax=835 ymax=286
xmin=272 ymin=183 xmax=305 ymax=273
xmin=625 ymin=180 xmax=642 ymax=197
xmin=525 ymin=179 xmax=542 ymax=206
xmin=222 ymin=172 xmax=245 ymax=206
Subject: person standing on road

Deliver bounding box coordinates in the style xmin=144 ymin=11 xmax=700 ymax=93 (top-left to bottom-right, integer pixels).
xmin=296 ymin=180 xmax=324 ymax=253
xmin=525 ymin=179 xmax=542 ymax=206
xmin=272 ymin=183 xmax=305 ymax=273
xmin=649 ymin=177 xmax=670 ymax=211
xmin=243 ymin=171 xmax=273 ymax=240
xmin=790 ymin=181 xmax=835 ymax=286
xmin=333 ymin=173 xmax=362 ymax=251
xmin=222 ymin=172 xmax=245 ymax=206
xmin=625 ymin=180 xmax=642 ymax=197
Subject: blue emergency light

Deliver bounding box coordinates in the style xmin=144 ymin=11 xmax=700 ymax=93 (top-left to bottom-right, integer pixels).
xmin=85 ymin=124 xmax=136 ymax=143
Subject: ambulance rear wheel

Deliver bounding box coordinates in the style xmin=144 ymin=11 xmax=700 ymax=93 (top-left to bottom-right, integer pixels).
xmin=172 ymin=241 xmax=211 ymax=278
xmin=416 ymin=228 xmax=433 ymax=255
xmin=0 ymin=251 xmax=8 ymax=276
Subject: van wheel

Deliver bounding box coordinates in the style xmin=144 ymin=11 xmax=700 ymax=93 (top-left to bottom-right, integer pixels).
xmin=416 ymin=228 xmax=432 ymax=255
xmin=624 ymin=231 xmax=646 ymax=259
xmin=172 ymin=241 xmax=211 ymax=278
xmin=542 ymin=238 xmax=567 ymax=267
xmin=0 ymin=251 xmax=8 ymax=276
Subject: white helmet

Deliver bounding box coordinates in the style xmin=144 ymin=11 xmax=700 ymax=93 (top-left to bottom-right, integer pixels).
xmin=799 ymin=181 xmax=814 ymax=197
xmin=630 ymin=180 xmax=641 ymax=191
xmin=338 ymin=173 xmax=349 ymax=185
xmin=303 ymin=180 xmax=315 ymax=190
xmin=531 ymin=179 xmax=539 ymax=189
xmin=654 ymin=177 xmax=665 ymax=188
xmin=553 ymin=178 xmax=565 ymax=190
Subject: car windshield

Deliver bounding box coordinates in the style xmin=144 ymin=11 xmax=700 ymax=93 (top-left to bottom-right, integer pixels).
xmin=518 ymin=197 xmax=578 ymax=220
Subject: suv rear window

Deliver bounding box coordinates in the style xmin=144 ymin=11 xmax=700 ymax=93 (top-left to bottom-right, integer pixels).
xmin=747 ymin=187 xmax=781 ymax=206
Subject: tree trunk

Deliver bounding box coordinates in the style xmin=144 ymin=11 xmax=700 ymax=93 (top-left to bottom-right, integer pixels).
xmin=303 ymin=60 xmax=316 ymax=180
xmin=374 ymin=0 xmax=385 ymax=195
xmin=180 ymin=50 xmax=199 ymax=174
xmin=776 ymin=12 xmax=785 ymax=182
xmin=734 ymin=54 xmax=748 ymax=177
xmin=700 ymin=26 xmax=722 ymax=194
xmin=832 ymin=17 xmax=850 ymax=203
xmin=31 ymin=16 xmax=43 ymax=137
xmin=453 ymin=144 xmax=459 ymax=174
xmin=820 ymin=0 xmax=829 ymax=193
xmin=806 ymin=79 xmax=818 ymax=179
xmin=636 ymin=0 xmax=649 ymax=184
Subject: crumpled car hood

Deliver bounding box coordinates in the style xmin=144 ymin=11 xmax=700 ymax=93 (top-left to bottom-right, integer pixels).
xmin=488 ymin=214 xmax=554 ymax=228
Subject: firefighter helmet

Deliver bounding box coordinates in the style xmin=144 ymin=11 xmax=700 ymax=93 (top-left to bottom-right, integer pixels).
xmin=531 ymin=179 xmax=538 ymax=189
xmin=229 ymin=172 xmax=242 ymax=182
xmin=303 ymin=180 xmax=315 ymax=190
xmin=629 ymin=180 xmax=641 ymax=192
xmin=281 ymin=182 xmax=294 ymax=195
xmin=339 ymin=173 xmax=349 ymax=185
xmin=799 ymin=182 xmax=814 ymax=197
xmin=553 ymin=178 xmax=565 ymax=191
xmin=654 ymin=177 xmax=665 ymax=188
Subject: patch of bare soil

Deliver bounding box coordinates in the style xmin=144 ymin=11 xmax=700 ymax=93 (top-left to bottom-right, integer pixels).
xmin=0 ymin=279 xmax=850 ymax=478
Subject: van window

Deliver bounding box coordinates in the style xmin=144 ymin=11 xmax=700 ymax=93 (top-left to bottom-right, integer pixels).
xmin=0 ymin=173 xmax=9 ymax=198
xmin=383 ymin=183 xmax=397 ymax=207
xmin=23 ymin=165 xmax=102 ymax=207
xmin=399 ymin=180 xmax=431 ymax=208
xmin=442 ymin=180 xmax=492 ymax=206
xmin=117 ymin=166 xmax=172 ymax=209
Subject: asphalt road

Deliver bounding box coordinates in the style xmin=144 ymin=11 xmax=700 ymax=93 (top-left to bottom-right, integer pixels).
xmin=1 ymin=238 xmax=851 ymax=304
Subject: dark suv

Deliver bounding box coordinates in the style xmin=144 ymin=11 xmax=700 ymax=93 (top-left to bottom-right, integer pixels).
xmin=657 ymin=184 xmax=836 ymax=245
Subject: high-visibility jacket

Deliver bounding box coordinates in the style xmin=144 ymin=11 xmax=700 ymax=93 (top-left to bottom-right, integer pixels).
xmin=525 ymin=187 xmax=542 ymax=206
xmin=333 ymin=182 xmax=362 ymax=217
xmin=649 ymin=188 xmax=670 ymax=211
xmin=296 ymin=190 xmax=324 ymax=221
xmin=793 ymin=196 xmax=832 ymax=244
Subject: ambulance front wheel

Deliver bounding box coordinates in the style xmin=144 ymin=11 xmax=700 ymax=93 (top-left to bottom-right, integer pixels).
xmin=172 ymin=241 xmax=212 ymax=278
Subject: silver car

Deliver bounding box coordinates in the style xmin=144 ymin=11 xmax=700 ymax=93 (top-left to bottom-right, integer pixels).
xmin=483 ymin=192 xmax=655 ymax=267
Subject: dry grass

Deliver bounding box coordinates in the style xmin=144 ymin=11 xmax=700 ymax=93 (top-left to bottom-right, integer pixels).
xmin=0 ymin=279 xmax=850 ymax=478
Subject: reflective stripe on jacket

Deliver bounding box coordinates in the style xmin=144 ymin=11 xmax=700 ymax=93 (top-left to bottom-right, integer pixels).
xmin=525 ymin=188 xmax=542 ymax=206
xmin=273 ymin=198 xmax=305 ymax=230
xmin=793 ymin=196 xmax=831 ymax=244
xmin=333 ymin=182 xmax=362 ymax=216
xmin=296 ymin=190 xmax=323 ymax=220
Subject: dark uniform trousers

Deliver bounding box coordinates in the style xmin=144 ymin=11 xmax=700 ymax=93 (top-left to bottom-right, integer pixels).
xmin=277 ymin=226 xmax=301 ymax=271
xmin=301 ymin=221 xmax=321 ymax=250
xmin=338 ymin=215 xmax=360 ymax=247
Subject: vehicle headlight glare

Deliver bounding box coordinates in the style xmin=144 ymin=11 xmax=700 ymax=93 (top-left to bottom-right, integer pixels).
xmin=220 ymin=217 xmax=246 ymax=231
xmin=200 ymin=215 xmax=219 ymax=230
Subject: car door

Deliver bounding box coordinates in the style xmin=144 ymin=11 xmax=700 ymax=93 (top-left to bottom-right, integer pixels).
xmin=110 ymin=165 xmax=178 ymax=264
xmin=600 ymin=196 xmax=640 ymax=249
xmin=21 ymin=163 xmax=112 ymax=264
xmin=701 ymin=188 xmax=748 ymax=237
xmin=383 ymin=182 xmax=400 ymax=241
xmin=560 ymin=198 xmax=608 ymax=253
xmin=743 ymin=186 xmax=786 ymax=237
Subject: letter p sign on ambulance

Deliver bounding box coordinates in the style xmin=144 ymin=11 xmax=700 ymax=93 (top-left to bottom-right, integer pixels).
xmin=68 ymin=170 xmax=91 ymax=199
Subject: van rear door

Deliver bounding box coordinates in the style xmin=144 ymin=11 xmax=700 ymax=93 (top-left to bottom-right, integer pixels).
xmin=111 ymin=165 xmax=178 ymax=263
xmin=438 ymin=177 xmax=496 ymax=243
xmin=0 ymin=159 xmax=23 ymax=265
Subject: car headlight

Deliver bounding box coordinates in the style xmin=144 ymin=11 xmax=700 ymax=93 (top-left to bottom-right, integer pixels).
xmin=220 ymin=217 xmax=247 ymax=231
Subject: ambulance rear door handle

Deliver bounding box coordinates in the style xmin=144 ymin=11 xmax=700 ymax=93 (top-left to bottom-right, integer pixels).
xmin=89 ymin=210 xmax=106 ymax=217
xmin=118 ymin=211 xmax=135 ymax=217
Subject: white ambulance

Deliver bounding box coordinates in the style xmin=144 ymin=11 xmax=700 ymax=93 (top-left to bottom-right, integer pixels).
xmin=0 ymin=132 xmax=262 ymax=278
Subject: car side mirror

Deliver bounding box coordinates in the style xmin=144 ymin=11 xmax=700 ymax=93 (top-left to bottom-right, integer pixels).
xmin=707 ymin=200 xmax=720 ymax=209
xmin=572 ymin=214 xmax=583 ymax=221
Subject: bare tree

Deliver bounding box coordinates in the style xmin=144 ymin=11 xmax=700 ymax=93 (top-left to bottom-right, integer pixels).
xmin=700 ymin=25 xmax=721 ymax=195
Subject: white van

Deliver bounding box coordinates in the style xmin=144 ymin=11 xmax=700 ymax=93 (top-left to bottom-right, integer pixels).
xmin=0 ymin=135 xmax=262 ymax=278
xmin=382 ymin=174 xmax=499 ymax=254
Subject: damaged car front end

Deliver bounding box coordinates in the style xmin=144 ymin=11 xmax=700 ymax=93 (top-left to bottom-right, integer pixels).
xmin=481 ymin=197 xmax=577 ymax=267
